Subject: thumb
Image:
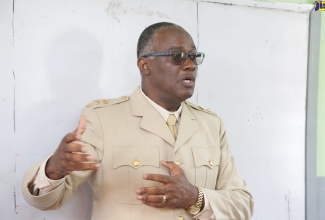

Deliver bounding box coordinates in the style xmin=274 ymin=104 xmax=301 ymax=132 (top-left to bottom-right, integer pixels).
xmin=75 ymin=115 xmax=87 ymax=140
xmin=161 ymin=161 xmax=183 ymax=176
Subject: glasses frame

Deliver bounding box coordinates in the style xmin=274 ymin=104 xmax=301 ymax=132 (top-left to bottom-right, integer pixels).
xmin=142 ymin=51 xmax=205 ymax=65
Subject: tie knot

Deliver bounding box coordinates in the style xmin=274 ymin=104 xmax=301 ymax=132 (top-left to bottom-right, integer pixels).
xmin=167 ymin=114 xmax=177 ymax=126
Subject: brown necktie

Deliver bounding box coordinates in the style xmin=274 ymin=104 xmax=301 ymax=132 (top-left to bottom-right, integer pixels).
xmin=167 ymin=114 xmax=177 ymax=140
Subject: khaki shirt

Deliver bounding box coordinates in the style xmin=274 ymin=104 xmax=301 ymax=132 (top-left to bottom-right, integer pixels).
xmin=22 ymin=87 xmax=254 ymax=220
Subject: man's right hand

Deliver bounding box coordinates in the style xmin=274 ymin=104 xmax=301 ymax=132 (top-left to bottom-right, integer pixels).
xmin=45 ymin=115 xmax=101 ymax=180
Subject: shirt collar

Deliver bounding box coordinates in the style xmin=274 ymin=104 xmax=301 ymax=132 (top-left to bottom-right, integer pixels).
xmin=139 ymin=86 xmax=183 ymax=122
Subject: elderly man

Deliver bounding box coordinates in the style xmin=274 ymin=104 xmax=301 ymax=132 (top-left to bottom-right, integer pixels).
xmin=23 ymin=22 xmax=254 ymax=220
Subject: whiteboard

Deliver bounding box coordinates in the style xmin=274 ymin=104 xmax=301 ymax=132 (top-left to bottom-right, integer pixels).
xmin=0 ymin=0 xmax=316 ymax=219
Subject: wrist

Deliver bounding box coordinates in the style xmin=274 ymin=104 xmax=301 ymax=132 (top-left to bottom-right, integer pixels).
xmin=188 ymin=187 xmax=204 ymax=215
xmin=45 ymin=157 xmax=64 ymax=180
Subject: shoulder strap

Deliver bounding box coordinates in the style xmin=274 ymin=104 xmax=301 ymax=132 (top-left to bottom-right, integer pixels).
xmin=85 ymin=96 xmax=129 ymax=109
xmin=185 ymin=101 xmax=218 ymax=117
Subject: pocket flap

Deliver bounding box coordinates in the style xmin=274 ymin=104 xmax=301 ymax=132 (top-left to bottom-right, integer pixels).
xmin=192 ymin=147 xmax=220 ymax=169
xmin=113 ymin=145 xmax=160 ymax=169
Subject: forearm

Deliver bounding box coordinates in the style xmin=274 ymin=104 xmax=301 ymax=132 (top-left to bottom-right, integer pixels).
xmin=22 ymin=160 xmax=67 ymax=210
xmin=22 ymin=160 xmax=94 ymax=210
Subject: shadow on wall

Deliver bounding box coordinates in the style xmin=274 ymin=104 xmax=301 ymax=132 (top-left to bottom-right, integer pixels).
xmin=16 ymin=30 xmax=103 ymax=219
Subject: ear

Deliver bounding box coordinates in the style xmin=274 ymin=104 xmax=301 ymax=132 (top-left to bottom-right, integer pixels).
xmin=137 ymin=57 xmax=150 ymax=76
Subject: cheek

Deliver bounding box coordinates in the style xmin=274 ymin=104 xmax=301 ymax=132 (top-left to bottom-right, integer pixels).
xmin=153 ymin=61 xmax=180 ymax=84
xmin=164 ymin=66 xmax=180 ymax=80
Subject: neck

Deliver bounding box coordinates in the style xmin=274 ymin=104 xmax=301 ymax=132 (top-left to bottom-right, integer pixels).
xmin=141 ymin=85 xmax=181 ymax=112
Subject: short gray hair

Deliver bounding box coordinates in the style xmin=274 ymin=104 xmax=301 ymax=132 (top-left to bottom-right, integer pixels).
xmin=137 ymin=22 xmax=180 ymax=58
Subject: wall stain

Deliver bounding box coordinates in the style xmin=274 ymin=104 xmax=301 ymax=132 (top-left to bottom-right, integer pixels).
xmin=285 ymin=191 xmax=291 ymax=220
xmin=12 ymin=0 xmax=15 ymax=44
xmin=13 ymin=71 xmax=15 ymax=132
xmin=106 ymin=0 xmax=169 ymax=22
xmin=14 ymin=187 xmax=18 ymax=214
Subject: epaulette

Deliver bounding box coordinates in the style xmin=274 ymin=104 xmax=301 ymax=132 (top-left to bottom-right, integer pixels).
xmin=185 ymin=101 xmax=218 ymax=117
xmin=85 ymin=96 xmax=129 ymax=108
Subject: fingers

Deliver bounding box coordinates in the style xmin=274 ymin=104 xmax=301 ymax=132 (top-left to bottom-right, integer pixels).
xmin=136 ymin=186 xmax=166 ymax=195
xmin=135 ymin=160 xmax=195 ymax=209
xmin=67 ymin=115 xmax=87 ymax=143
xmin=139 ymin=160 xmax=184 ymax=188
xmin=141 ymin=160 xmax=183 ymax=184
xmin=46 ymin=115 xmax=100 ymax=179
xmin=62 ymin=142 xmax=87 ymax=154
xmin=59 ymin=143 xmax=100 ymax=169
xmin=62 ymin=132 xmax=79 ymax=143
xmin=76 ymin=115 xmax=87 ymax=139
xmin=136 ymin=194 xmax=166 ymax=203
xmin=160 ymin=161 xmax=183 ymax=176
xmin=143 ymin=173 xmax=170 ymax=184
xmin=64 ymin=150 xmax=92 ymax=163
xmin=137 ymin=194 xmax=172 ymax=208
xmin=46 ymin=149 xmax=100 ymax=178
xmin=62 ymin=160 xmax=100 ymax=173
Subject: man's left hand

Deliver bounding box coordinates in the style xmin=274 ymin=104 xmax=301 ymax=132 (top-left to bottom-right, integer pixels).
xmin=135 ymin=161 xmax=198 ymax=210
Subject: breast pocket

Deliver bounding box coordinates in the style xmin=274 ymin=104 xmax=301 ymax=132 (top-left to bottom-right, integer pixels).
xmin=192 ymin=147 xmax=220 ymax=189
xmin=112 ymin=145 xmax=160 ymax=204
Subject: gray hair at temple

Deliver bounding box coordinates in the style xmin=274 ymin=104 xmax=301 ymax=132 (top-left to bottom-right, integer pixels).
xmin=136 ymin=22 xmax=181 ymax=58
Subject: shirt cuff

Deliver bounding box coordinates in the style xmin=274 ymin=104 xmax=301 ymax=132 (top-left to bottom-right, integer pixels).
xmin=33 ymin=156 xmax=66 ymax=195
xmin=193 ymin=190 xmax=216 ymax=220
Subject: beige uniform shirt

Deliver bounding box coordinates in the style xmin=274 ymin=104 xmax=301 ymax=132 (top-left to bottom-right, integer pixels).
xmin=23 ymin=87 xmax=254 ymax=220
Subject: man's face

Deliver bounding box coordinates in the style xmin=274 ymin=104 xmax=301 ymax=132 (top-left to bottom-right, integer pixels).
xmin=144 ymin=27 xmax=198 ymax=110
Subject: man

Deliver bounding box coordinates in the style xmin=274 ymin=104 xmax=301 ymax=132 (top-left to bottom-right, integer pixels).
xmin=23 ymin=22 xmax=254 ymax=220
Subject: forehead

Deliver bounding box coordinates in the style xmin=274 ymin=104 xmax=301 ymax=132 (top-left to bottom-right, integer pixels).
xmin=154 ymin=27 xmax=196 ymax=51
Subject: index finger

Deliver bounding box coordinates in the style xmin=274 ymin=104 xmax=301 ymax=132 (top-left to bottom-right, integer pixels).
xmin=143 ymin=173 xmax=170 ymax=184
xmin=62 ymin=130 xmax=88 ymax=144
xmin=160 ymin=161 xmax=184 ymax=176
xmin=64 ymin=142 xmax=88 ymax=154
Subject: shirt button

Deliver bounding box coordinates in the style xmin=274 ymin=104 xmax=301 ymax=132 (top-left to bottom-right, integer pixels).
xmin=133 ymin=160 xmax=140 ymax=167
xmin=174 ymin=161 xmax=181 ymax=166
xmin=209 ymin=160 xmax=214 ymax=166
xmin=178 ymin=216 xmax=184 ymax=220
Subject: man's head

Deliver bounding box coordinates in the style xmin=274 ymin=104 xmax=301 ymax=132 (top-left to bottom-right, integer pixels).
xmin=137 ymin=22 xmax=203 ymax=111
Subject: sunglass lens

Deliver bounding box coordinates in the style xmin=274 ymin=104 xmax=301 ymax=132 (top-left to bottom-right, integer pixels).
xmin=171 ymin=52 xmax=185 ymax=65
xmin=171 ymin=52 xmax=204 ymax=65
xmin=196 ymin=53 xmax=204 ymax=65
xmin=189 ymin=54 xmax=197 ymax=65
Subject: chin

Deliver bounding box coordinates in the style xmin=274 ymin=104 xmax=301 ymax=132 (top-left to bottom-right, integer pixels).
xmin=179 ymin=91 xmax=194 ymax=101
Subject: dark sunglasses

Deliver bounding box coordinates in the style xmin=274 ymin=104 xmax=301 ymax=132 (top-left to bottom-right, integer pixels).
xmin=142 ymin=51 xmax=205 ymax=65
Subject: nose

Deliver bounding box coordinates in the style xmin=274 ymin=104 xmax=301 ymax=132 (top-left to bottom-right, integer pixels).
xmin=181 ymin=56 xmax=197 ymax=71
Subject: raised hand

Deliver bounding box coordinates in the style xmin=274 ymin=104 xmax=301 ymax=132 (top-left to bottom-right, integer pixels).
xmin=135 ymin=161 xmax=198 ymax=210
xmin=45 ymin=115 xmax=100 ymax=180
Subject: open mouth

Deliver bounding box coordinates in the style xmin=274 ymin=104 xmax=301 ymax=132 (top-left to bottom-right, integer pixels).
xmin=180 ymin=76 xmax=195 ymax=87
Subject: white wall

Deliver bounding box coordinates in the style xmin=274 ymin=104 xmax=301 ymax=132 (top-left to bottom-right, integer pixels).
xmin=0 ymin=0 xmax=15 ymax=218
xmin=0 ymin=0 xmax=315 ymax=219
xmin=197 ymin=2 xmax=312 ymax=220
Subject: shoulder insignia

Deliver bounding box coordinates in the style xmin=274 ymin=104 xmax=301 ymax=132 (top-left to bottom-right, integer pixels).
xmin=85 ymin=96 xmax=129 ymax=108
xmin=185 ymin=101 xmax=218 ymax=117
